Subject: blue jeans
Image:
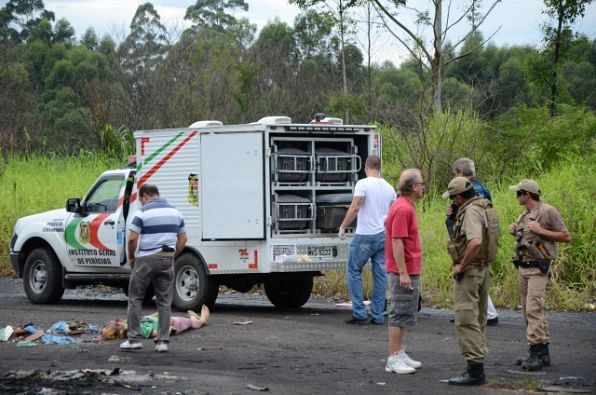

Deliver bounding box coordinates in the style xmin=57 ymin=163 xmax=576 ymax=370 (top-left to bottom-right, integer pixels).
xmin=346 ymin=232 xmax=387 ymax=323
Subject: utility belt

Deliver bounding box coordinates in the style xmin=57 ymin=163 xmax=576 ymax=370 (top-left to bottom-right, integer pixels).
xmin=155 ymin=252 xmax=175 ymax=258
xmin=512 ymin=259 xmax=550 ymax=274
xmin=154 ymin=245 xmax=175 ymax=258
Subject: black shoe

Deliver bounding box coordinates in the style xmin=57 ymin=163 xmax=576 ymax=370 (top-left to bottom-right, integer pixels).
xmin=345 ymin=317 xmax=368 ymax=325
xmin=448 ymin=364 xmax=486 ymax=386
xmin=487 ymin=317 xmax=499 ymax=326
xmin=516 ymin=343 xmax=550 ymax=367
xmin=522 ymin=344 xmax=547 ymax=371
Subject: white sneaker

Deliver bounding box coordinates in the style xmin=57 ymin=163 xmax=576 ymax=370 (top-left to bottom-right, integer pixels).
xmin=398 ymin=350 xmax=422 ymax=369
xmin=120 ymin=340 xmax=142 ymax=351
xmin=385 ymin=353 xmax=416 ymax=374
xmin=155 ymin=342 xmax=168 ymax=352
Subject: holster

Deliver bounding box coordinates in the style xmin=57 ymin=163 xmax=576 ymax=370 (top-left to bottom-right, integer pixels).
xmin=512 ymin=258 xmax=521 ymax=268
xmin=447 ymin=241 xmax=460 ymax=264
xmin=537 ymin=260 xmax=550 ymax=275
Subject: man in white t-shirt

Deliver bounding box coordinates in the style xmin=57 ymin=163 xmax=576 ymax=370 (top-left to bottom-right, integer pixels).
xmin=339 ymin=155 xmax=396 ymax=325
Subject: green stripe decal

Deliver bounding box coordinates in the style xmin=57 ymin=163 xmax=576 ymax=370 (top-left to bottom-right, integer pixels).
xmin=137 ymin=131 xmax=184 ymax=171
xmin=65 ymin=217 xmax=86 ymax=249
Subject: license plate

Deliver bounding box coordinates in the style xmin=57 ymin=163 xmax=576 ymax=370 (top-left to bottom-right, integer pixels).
xmin=308 ymin=246 xmax=334 ymax=257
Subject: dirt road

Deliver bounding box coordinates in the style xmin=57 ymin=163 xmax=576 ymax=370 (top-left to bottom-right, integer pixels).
xmin=0 ymin=278 xmax=594 ymax=394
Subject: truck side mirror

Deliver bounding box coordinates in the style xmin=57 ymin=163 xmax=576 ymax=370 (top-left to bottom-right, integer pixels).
xmin=66 ymin=198 xmax=81 ymax=213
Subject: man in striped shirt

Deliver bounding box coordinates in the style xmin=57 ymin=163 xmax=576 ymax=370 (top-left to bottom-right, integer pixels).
xmin=121 ymin=183 xmax=187 ymax=353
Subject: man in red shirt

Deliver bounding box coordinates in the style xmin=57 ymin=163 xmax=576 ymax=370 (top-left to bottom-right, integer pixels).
xmin=384 ymin=169 xmax=425 ymax=374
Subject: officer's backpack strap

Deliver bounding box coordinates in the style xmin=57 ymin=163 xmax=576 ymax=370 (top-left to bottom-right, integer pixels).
xmin=470 ymin=198 xmax=500 ymax=264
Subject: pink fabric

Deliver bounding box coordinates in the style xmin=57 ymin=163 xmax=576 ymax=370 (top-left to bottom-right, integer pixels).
xmin=384 ymin=196 xmax=422 ymax=275
xmin=170 ymin=317 xmax=200 ymax=334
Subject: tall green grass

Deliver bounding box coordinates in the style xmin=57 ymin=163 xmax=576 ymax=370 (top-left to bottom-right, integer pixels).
xmin=0 ymin=153 xmax=121 ymax=274
xmin=1 ymin=153 xmax=593 ymax=310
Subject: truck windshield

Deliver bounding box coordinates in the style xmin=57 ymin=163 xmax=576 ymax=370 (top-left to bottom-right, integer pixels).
xmin=85 ymin=178 xmax=124 ymax=213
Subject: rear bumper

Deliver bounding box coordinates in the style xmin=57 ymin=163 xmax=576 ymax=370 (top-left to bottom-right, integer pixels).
xmin=9 ymin=252 xmax=21 ymax=276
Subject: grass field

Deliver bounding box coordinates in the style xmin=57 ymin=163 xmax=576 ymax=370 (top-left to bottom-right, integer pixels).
xmin=1 ymin=153 xmax=594 ymax=310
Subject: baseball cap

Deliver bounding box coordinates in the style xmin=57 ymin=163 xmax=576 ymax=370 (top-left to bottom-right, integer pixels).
xmin=509 ymin=179 xmax=541 ymax=195
xmin=442 ymin=176 xmax=473 ymax=198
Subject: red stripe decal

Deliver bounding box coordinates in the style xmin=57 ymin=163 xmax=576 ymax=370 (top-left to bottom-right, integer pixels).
xmin=89 ymin=213 xmax=111 ymax=250
xmin=208 ymin=263 xmax=218 ymax=269
xmin=248 ymin=250 xmax=258 ymax=269
xmin=138 ymin=131 xmax=198 ymax=188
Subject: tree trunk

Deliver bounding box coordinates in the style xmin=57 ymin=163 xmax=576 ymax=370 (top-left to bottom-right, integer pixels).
xmin=550 ymin=4 xmax=564 ymax=117
xmin=339 ymin=0 xmax=349 ymax=123
xmin=432 ymin=0 xmax=443 ymax=113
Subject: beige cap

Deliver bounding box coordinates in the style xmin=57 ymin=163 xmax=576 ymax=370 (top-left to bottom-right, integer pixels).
xmin=442 ymin=176 xmax=473 ymax=198
xmin=509 ymin=179 xmax=541 ymax=195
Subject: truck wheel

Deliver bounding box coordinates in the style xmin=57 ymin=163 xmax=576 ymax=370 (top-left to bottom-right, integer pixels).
xmin=23 ymin=247 xmax=64 ymax=304
xmin=265 ymin=274 xmax=313 ymax=309
xmin=172 ymin=253 xmax=218 ymax=311
xmin=121 ymin=284 xmax=155 ymax=304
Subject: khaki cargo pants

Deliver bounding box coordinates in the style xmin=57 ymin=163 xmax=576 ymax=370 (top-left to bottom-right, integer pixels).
xmin=454 ymin=265 xmax=489 ymax=365
xmin=519 ymin=267 xmax=549 ymax=345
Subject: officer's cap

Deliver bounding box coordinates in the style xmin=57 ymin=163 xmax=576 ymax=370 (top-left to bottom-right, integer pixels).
xmin=442 ymin=177 xmax=473 ymax=198
xmin=509 ymin=179 xmax=541 ymax=195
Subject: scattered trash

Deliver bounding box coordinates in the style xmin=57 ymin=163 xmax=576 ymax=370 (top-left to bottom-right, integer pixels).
xmin=506 ymin=369 xmax=546 ymax=376
xmin=50 ymin=320 xmax=99 ymax=335
xmin=0 ymin=325 xmax=13 ymax=341
xmin=246 ymin=383 xmax=269 ymax=391
xmin=108 ymin=355 xmax=121 ymax=362
xmin=41 ymin=334 xmax=80 ymax=345
xmin=376 ymin=382 xmax=386 ymax=386
xmin=16 ymin=340 xmax=38 ymax=347
xmin=335 ymin=300 xmax=372 ymax=309
xmin=540 ymin=386 xmax=592 ymax=393
xmin=24 ymin=330 xmax=44 ymax=342
xmin=558 ymin=376 xmax=584 ymax=382
xmin=234 ymin=320 xmax=253 ymax=325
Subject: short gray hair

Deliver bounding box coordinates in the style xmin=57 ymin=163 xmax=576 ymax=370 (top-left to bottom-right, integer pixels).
xmin=397 ymin=169 xmax=422 ymax=195
xmin=453 ymin=157 xmax=475 ymax=177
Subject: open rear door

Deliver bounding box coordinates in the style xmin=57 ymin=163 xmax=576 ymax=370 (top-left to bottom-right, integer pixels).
xmin=200 ymin=132 xmax=264 ymax=239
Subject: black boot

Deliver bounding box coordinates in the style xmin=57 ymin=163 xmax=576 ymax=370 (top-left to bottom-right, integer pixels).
xmin=515 ymin=345 xmax=531 ymax=365
xmin=541 ymin=343 xmax=550 ymax=366
xmin=521 ymin=344 xmax=544 ymax=371
xmin=516 ymin=343 xmax=550 ymax=367
xmin=448 ymin=363 xmax=486 ymax=386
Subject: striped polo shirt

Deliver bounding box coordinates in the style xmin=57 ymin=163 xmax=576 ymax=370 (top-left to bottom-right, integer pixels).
xmin=130 ymin=198 xmax=186 ymax=257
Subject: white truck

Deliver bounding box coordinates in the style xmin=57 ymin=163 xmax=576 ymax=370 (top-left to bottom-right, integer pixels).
xmin=9 ymin=116 xmax=380 ymax=310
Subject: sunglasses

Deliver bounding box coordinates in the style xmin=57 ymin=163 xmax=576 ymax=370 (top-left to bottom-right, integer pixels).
xmin=516 ymin=190 xmax=527 ymax=197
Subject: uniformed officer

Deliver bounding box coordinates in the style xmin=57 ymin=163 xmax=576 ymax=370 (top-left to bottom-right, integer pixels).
xmin=509 ymin=179 xmax=570 ymax=371
xmin=443 ymin=177 xmax=500 ymax=386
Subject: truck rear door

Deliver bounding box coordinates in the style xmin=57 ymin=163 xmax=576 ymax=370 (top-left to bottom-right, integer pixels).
xmin=200 ymin=132 xmax=264 ymax=239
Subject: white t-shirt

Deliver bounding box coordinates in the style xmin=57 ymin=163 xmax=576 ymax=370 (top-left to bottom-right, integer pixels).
xmin=353 ymin=176 xmax=396 ymax=235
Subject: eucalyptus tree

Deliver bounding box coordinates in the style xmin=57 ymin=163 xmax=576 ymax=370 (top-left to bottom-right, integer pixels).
xmin=184 ymin=0 xmax=249 ymax=31
xmin=118 ymin=2 xmax=169 ymax=129
xmin=541 ymin=0 xmax=591 ymax=116
xmin=0 ymin=0 xmax=54 ymax=44
xmin=369 ymin=0 xmax=501 ymax=113
xmin=291 ymin=0 xmax=356 ymax=122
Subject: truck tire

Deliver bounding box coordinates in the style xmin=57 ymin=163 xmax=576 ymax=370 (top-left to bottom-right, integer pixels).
xmin=121 ymin=284 xmax=155 ymax=304
xmin=172 ymin=253 xmax=218 ymax=311
xmin=265 ymin=274 xmax=313 ymax=309
xmin=23 ymin=247 xmax=64 ymax=304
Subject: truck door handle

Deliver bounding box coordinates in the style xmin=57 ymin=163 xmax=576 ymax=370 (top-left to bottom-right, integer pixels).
xmin=104 ymin=219 xmax=115 ymax=226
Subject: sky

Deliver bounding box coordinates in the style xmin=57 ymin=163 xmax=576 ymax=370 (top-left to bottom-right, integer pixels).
xmin=3 ymin=0 xmax=596 ymax=65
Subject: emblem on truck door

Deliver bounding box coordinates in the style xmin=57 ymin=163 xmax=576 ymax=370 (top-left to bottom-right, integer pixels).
xmin=188 ymin=173 xmax=199 ymax=206
xmin=80 ymin=222 xmax=90 ymax=244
